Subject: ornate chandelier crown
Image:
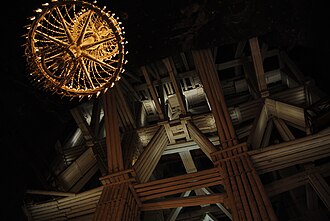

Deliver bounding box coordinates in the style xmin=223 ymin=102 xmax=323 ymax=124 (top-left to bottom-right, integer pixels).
xmin=24 ymin=0 xmax=127 ymax=101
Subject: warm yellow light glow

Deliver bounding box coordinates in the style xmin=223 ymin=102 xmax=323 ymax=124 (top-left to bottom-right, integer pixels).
xmin=25 ymin=0 xmax=126 ymax=100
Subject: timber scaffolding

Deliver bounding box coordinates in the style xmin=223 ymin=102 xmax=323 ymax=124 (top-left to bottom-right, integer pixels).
xmin=23 ymin=37 xmax=330 ymax=221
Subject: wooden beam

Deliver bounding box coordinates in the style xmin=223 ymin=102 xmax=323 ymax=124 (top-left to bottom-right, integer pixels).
xmin=90 ymin=97 xmax=102 ymax=138
xmin=249 ymin=37 xmax=269 ymax=97
xmin=308 ymin=173 xmax=330 ymax=210
xmin=250 ymin=130 xmax=330 ymax=174
xmin=215 ymin=49 xmax=279 ymax=71
xmin=141 ymin=194 xmax=227 ymax=211
xmin=192 ymin=49 xmax=237 ymax=147
xmin=247 ymin=103 xmax=269 ymax=149
xmin=265 ymin=98 xmax=306 ymax=129
xmin=141 ymin=66 xmax=165 ymax=120
xmin=26 ymin=190 xmax=76 ymax=197
xmin=273 ymin=118 xmax=295 ymax=141
xmin=163 ymin=57 xmax=187 ymax=115
xmin=70 ymin=107 xmax=94 ymax=146
xmin=187 ymin=121 xmax=218 ymax=159
xmin=103 ymin=90 xmax=124 ymax=173
xmin=265 ymin=163 xmax=330 ymax=198
xmin=134 ymin=168 xmax=222 ymax=202
xmin=133 ymin=126 xmax=169 ymax=183
xmin=165 ymin=191 xmax=191 ymax=221
xmin=115 ymin=84 xmax=136 ymax=131
xmin=234 ymin=41 xmax=247 ymax=76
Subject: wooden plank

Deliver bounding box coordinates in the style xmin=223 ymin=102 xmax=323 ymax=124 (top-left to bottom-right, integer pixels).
xmin=163 ymin=57 xmax=187 ymax=115
xmin=141 ymin=194 xmax=227 ymax=211
xmin=141 ymin=66 xmax=164 ymax=119
xmin=308 ymin=173 xmax=330 ymax=210
xmin=187 ymin=121 xmax=217 ymax=160
xmin=249 ymin=37 xmax=269 ymax=97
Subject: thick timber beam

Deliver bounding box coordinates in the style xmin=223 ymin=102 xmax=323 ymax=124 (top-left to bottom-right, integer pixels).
xmin=250 ymin=129 xmax=330 ymax=174
xmin=133 ymin=126 xmax=169 ymax=183
xmin=103 ymin=90 xmax=124 ymax=173
xmin=187 ymin=121 xmax=218 ymax=159
xmin=115 ymin=84 xmax=136 ymax=131
xmin=134 ymin=168 xmax=222 ymax=201
xmin=141 ymin=194 xmax=227 ymax=211
xmin=212 ymin=143 xmax=278 ymax=221
xmin=92 ymin=92 xmax=140 ymax=221
xmin=192 ymin=49 xmax=237 ymax=148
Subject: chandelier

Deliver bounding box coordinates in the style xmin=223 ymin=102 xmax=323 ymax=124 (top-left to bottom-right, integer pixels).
xmin=24 ymin=0 xmax=127 ymax=100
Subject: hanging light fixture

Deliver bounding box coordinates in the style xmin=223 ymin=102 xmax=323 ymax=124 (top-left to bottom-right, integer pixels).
xmin=24 ymin=0 xmax=127 ymax=100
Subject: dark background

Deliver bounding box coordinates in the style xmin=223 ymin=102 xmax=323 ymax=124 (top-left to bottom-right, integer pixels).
xmin=1 ymin=0 xmax=329 ymax=220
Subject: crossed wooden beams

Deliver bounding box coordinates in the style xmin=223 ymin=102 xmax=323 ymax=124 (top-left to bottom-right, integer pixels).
xmin=92 ymin=41 xmax=283 ymax=220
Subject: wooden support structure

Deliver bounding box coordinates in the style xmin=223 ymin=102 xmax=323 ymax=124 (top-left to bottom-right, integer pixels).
xmin=70 ymin=107 xmax=94 ymax=146
xmin=308 ymin=173 xmax=330 ymax=210
xmin=212 ymin=143 xmax=278 ymax=221
xmin=141 ymin=194 xmax=227 ymax=211
xmin=134 ymin=168 xmax=222 ymax=202
xmin=141 ymin=65 xmax=165 ymax=120
xmin=163 ymin=57 xmax=187 ymax=116
xmin=251 ymin=130 xmax=330 ymax=174
xmin=193 ymin=48 xmax=279 ymax=220
xmin=115 ymin=84 xmax=137 ymax=131
xmin=92 ymin=91 xmax=141 ymax=221
xmin=187 ymin=121 xmax=218 ymax=160
xmin=103 ymin=90 xmax=124 ymax=173
xmin=22 ymin=40 xmax=330 ymax=221
xmin=93 ymin=170 xmax=141 ymax=221
xmin=249 ymin=37 xmax=269 ymax=97
xmin=192 ymin=49 xmax=237 ymax=148
xmin=133 ymin=126 xmax=169 ymax=183
xmin=165 ymin=191 xmax=192 ymax=221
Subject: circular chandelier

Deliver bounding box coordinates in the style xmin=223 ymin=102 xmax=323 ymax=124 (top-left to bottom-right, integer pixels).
xmin=24 ymin=0 xmax=127 ymax=100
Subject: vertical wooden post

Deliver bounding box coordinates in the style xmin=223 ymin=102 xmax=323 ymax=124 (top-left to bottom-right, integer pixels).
xmin=93 ymin=91 xmax=141 ymax=221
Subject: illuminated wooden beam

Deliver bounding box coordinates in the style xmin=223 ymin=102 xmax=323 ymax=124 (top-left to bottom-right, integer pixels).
xmin=115 ymin=84 xmax=136 ymax=131
xmin=247 ymin=104 xmax=269 ymax=149
xmin=133 ymin=126 xmax=169 ymax=183
xmin=192 ymin=49 xmax=237 ymax=147
xmin=103 ymin=90 xmax=124 ymax=173
xmin=90 ymin=97 xmax=102 ymax=137
xmin=70 ymin=107 xmax=94 ymax=146
xmin=250 ymin=130 xmax=330 ymax=174
xmin=186 ymin=121 xmax=218 ymax=159
xmin=265 ymin=98 xmax=306 ymax=130
xmin=134 ymin=168 xmax=222 ymax=202
xmin=163 ymin=57 xmax=187 ymax=115
xmin=141 ymin=65 xmax=165 ymax=120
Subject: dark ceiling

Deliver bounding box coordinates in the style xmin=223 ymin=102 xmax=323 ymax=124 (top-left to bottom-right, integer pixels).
xmin=1 ymin=0 xmax=329 ymax=220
